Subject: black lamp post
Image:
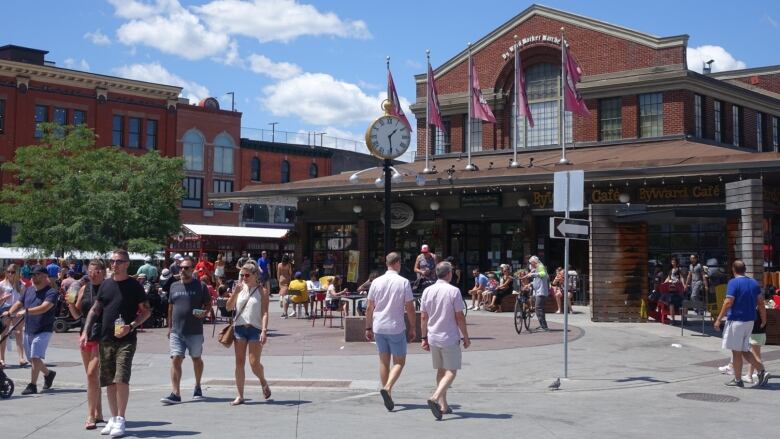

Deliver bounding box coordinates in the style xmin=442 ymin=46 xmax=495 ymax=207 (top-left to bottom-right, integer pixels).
xmin=383 ymin=158 xmax=392 ymax=255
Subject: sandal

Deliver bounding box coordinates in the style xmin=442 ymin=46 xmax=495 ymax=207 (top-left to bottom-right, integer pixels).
xmin=85 ymin=418 xmax=97 ymax=430
xmin=262 ymin=383 xmax=272 ymax=400
xmin=19 ymin=361 xmax=30 ymax=368
xmin=230 ymin=397 xmax=245 ymax=406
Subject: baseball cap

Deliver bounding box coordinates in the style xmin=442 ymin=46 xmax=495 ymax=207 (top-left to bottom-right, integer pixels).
xmin=159 ymin=268 xmax=172 ymax=281
xmin=173 ymin=253 xmax=183 ymax=261
xmin=31 ymin=265 xmax=48 ymax=276
xmin=294 ymin=271 xmax=303 ymax=278
xmin=144 ymin=256 xmax=152 ymax=262
xmin=421 ymin=244 xmax=429 ymax=253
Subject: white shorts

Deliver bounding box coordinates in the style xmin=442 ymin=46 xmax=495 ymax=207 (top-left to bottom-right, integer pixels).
xmin=430 ymin=342 xmax=462 ymax=370
xmin=722 ymin=320 xmax=753 ymax=352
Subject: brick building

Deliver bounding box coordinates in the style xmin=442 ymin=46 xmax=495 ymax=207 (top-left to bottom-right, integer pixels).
xmin=214 ymin=5 xmax=780 ymax=322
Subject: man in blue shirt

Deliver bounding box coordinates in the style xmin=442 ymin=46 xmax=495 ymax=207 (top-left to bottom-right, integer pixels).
xmin=714 ymin=260 xmax=770 ymax=388
xmin=1 ymin=265 xmax=58 ymax=394
xmin=467 ymin=268 xmax=488 ymax=310
xmin=257 ymin=251 xmax=270 ymax=293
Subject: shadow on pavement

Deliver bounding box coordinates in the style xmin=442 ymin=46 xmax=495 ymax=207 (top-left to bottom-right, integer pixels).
xmin=448 ymin=412 xmax=513 ymax=420
xmin=125 ymin=421 xmax=171 ymax=428
xmin=126 ymin=430 xmax=199 ymax=438
xmin=248 ymin=399 xmax=312 ymax=406
xmin=614 ymin=376 xmax=670 ymax=384
xmin=44 ymin=388 xmax=86 ymax=394
xmin=394 ymin=403 xmax=430 ymax=412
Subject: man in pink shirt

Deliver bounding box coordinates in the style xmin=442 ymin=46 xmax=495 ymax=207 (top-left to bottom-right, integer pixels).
xmin=365 ymin=252 xmax=416 ymax=412
xmin=420 ymin=261 xmax=470 ymax=420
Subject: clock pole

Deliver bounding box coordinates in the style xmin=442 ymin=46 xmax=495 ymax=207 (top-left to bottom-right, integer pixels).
xmin=383 ymin=158 xmax=392 ymax=255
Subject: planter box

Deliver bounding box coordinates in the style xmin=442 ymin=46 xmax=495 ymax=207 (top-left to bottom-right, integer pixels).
xmin=766 ymin=309 xmax=780 ymax=345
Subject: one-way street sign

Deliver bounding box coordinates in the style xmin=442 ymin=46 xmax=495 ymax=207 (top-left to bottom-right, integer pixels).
xmin=550 ymin=217 xmax=590 ymax=240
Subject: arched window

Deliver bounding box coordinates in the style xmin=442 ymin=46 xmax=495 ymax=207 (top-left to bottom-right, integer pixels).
xmin=280 ymin=160 xmax=290 ymax=183
xmin=182 ymin=130 xmax=204 ymax=171
xmin=213 ymin=133 xmax=234 ymax=174
xmin=510 ymin=63 xmax=572 ymax=148
xmin=251 ymin=157 xmax=261 ymax=181
xmin=309 ymin=163 xmax=318 ymax=178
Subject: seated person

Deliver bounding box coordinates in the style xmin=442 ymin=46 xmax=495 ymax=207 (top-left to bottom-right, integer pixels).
xmin=487 ymin=264 xmax=513 ymax=312
xmin=482 ymin=272 xmax=498 ymax=310
xmin=468 ymin=268 xmax=488 ymax=310
xmin=306 ymin=270 xmax=322 ymax=292
xmin=326 ymin=275 xmax=349 ymax=315
xmin=551 ymin=267 xmax=573 ymax=314
xmin=284 ymin=271 xmax=310 ymax=318
xmin=216 ymin=285 xmax=231 ymax=319
xmin=356 ymin=271 xmax=379 ymax=315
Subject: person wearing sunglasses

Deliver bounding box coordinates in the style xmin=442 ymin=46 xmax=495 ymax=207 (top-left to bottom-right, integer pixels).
xmin=160 ymin=256 xmax=212 ymax=405
xmin=81 ymin=249 xmax=151 ymax=437
xmin=226 ymin=262 xmax=271 ymax=405
xmin=1 ymin=264 xmax=29 ymax=368
xmin=1 ymin=265 xmax=59 ymax=395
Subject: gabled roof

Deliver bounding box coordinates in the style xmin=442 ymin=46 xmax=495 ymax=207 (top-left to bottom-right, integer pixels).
xmin=416 ymin=4 xmax=688 ymax=82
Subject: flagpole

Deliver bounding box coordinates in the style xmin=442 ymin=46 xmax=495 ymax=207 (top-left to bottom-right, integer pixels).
xmin=510 ymin=35 xmax=520 ymax=168
xmin=559 ymin=27 xmax=570 ymax=165
xmin=465 ymin=43 xmax=475 ymax=171
xmin=423 ymin=50 xmax=432 ymax=174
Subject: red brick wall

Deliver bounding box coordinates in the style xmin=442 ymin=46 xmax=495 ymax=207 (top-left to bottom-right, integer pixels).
xmin=723 ymin=103 xmax=734 ymax=145
xmin=0 ymin=74 xmax=176 ymax=185
xmin=733 ymin=73 xmax=780 ymax=95
xmin=743 ymin=107 xmax=758 ymax=150
xmin=237 ymin=148 xmax=331 ymax=189
xmin=622 ymin=95 xmax=638 ymax=139
xmin=663 ymin=90 xmax=689 ymax=136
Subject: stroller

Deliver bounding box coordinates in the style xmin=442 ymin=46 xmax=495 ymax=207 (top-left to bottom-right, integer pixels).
xmin=0 ymin=315 xmax=25 ymax=399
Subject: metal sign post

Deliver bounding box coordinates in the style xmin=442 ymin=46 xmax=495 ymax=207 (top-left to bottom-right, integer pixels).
xmin=553 ymin=170 xmax=585 ymax=379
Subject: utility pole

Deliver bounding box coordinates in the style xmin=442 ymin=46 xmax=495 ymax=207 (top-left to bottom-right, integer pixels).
xmin=226 ymin=92 xmax=235 ymax=111
xmin=268 ymin=122 xmax=278 ymax=143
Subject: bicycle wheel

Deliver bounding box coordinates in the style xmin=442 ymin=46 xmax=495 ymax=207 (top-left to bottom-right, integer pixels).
xmin=523 ymin=304 xmax=533 ymax=331
xmin=514 ymin=299 xmax=524 ymax=334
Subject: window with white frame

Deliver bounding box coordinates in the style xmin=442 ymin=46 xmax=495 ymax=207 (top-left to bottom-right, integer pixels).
xmin=638 ymin=93 xmax=663 ymax=138
xmin=599 ymin=97 xmax=622 ymax=141
xmin=514 ymin=63 xmax=572 ymax=147
xmin=732 ymin=105 xmax=741 ymax=146
xmin=182 ymin=130 xmax=204 ymax=171
xmin=714 ymin=100 xmax=722 ymax=143
xmin=432 ymin=119 xmax=451 ymax=155
xmin=468 ymin=117 xmax=483 ymax=152
xmin=213 ymin=133 xmax=234 ymax=174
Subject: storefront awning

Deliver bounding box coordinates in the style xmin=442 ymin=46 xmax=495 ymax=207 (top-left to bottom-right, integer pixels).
xmin=614 ymin=208 xmax=739 ymax=222
xmin=182 ymin=224 xmax=290 ymax=239
xmin=0 ymin=247 xmax=156 ymax=261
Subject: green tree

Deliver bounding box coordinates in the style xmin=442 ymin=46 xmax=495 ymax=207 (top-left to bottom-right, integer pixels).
xmin=0 ymin=123 xmax=184 ymax=256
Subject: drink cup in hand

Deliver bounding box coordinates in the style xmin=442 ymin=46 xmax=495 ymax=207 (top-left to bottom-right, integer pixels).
xmin=192 ymin=309 xmax=205 ymax=318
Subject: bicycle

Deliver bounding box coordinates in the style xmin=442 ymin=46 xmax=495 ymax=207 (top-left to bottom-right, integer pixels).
xmin=514 ymin=293 xmax=534 ymax=334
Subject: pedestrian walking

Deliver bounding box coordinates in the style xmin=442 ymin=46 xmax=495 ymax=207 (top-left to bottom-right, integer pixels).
xmin=0 ymin=263 xmax=28 ymax=368
xmin=1 ymin=265 xmax=58 ymax=395
xmin=524 ymin=256 xmax=550 ymax=332
xmin=81 ymin=249 xmax=151 ymax=437
xmin=66 ymin=259 xmax=105 ymax=429
xmin=364 ymin=252 xmax=416 ymax=411
xmin=161 ymin=256 xmax=212 ymax=405
xmin=714 ymin=260 xmax=771 ymax=388
xmin=226 ymin=262 xmax=271 ymax=406
xmin=420 ymin=261 xmax=470 ymax=420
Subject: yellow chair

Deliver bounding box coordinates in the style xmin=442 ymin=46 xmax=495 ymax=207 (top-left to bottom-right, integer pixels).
xmin=707 ymin=284 xmax=727 ymax=321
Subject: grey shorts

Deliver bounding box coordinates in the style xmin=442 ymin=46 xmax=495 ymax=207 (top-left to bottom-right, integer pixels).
xmin=23 ymin=331 xmax=52 ymax=360
xmin=430 ymin=342 xmax=462 ymax=370
xmin=722 ymin=320 xmax=753 ymax=352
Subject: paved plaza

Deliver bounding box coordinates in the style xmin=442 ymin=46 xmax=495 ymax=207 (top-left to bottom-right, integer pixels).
xmin=1 ymin=301 xmax=777 ymax=438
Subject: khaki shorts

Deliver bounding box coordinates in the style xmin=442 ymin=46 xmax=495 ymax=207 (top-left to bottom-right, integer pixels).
xmin=100 ymin=340 xmax=137 ymax=387
xmin=430 ymin=342 xmax=462 ymax=370
xmin=750 ymin=333 xmax=766 ymax=346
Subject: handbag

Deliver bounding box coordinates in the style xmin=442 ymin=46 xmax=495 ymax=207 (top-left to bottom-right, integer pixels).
xmin=218 ymin=287 xmax=258 ymax=348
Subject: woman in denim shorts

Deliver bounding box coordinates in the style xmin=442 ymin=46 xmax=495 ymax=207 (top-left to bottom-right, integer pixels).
xmin=226 ymin=262 xmax=271 ymax=405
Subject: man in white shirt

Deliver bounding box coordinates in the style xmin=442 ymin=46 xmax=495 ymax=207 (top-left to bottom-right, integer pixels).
xmin=420 ymin=261 xmax=470 ymax=420
xmin=365 ymin=252 xmax=416 ymax=412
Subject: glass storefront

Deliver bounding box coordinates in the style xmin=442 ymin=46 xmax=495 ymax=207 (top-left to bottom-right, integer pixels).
xmin=368 ymin=221 xmax=435 ymax=278
xmin=310 ymin=224 xmax=357 ymax=276
xmin=647 ymin=220 xmax=728 ymax=287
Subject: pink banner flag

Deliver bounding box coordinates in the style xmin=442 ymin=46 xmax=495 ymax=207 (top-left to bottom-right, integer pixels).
xmin=563 ymin=42 xmax=589 ymax=117
xmin=515 ymin=50 xmax=534 ymax=128
xmin=427 ymin=62 xmax=444 ymax=130
xmin=387 ymin=69 xmax=412 ymax=130
xmin=471 ymin=61 xmax=496 ymax=123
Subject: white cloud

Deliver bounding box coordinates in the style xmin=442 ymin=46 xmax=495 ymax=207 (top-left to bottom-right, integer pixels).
xmin=764 ymin=14 xmax=779 ymax=29
xmin=218 ymin=40 xmax=244 ymax=67
xmin=113 ymin=62 xmax=210 ymax=103
xmin=63 ymin=58 xmax=91 ymax=71
xmin=247 ymin=54 xmax=301 ymax=79
xmin=687 ymin=45 xmax=747 ymax=73
xmin=84 ymin=29 xmax=111 ymax=45
xmin=112 ymin=0 xmax=230 ymax=60
xmin=260 ymin=73 xmax=411 ymax=127
xmin=194 ymin=0 xmax=371 ymax=43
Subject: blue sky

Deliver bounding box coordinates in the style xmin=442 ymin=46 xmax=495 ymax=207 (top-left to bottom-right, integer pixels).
xmin=2 ymin=0 xmax=779 ymax=161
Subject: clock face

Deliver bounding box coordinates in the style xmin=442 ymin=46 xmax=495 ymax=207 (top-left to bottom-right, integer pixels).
xmin=366 ymin=116 xmax=411 ymax=159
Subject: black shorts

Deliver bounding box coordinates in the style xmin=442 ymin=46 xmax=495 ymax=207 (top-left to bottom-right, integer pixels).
xmin=661 ymin=293 xmax=683 ymax=307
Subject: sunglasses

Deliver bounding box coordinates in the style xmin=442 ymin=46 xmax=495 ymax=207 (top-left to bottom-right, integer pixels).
xmin=181 ymin=266 xmax=193 ymax=270
xmin=6 ymin=271 xmax=15 ymax=274
xmin=109 ymin=259 xmax=129 ymax=265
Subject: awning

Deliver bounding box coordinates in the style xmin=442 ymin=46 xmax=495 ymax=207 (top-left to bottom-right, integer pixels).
xmin=182 ymin=224 xmax=290 ymax=239
xmin=0 ymin=247 xmax=155 ymax=261
xmin=615 ymin=208 xmax=738 ymax=222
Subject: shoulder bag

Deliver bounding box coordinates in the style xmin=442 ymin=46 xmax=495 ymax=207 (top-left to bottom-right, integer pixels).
xmin=218 ymin=287 xmax=257 ymax=348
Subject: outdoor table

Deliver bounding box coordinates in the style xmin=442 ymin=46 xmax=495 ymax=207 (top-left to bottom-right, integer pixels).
xmin=341 ymin=293 xmax=366 ymax=316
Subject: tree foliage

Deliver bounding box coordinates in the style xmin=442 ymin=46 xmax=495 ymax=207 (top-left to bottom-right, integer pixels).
xmin=0 ymin=123 xmax=184 ymax=256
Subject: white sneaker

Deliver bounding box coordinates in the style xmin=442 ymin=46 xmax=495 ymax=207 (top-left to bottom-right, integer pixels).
xmin=109 ymin=416 xmax=126 ymax=437
xmin=100 ymin=417 xmax=115 ymax=435
xmin=718 ymin=364 xmax=734 ymax=375
xmin=288 ymin=311 xmax=297 ymax=317
xmin=742 ymin=375 xmax=753 ymax=384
